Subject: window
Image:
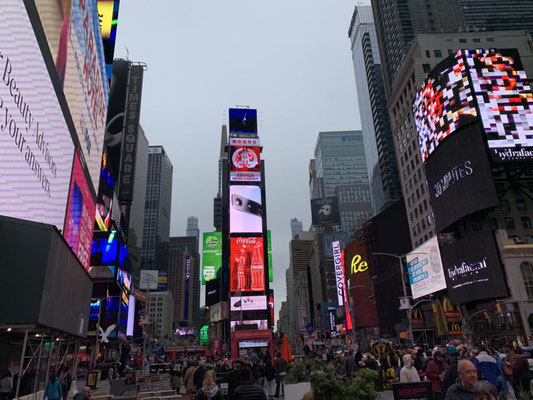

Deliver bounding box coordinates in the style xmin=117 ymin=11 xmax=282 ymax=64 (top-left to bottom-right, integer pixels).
xmin=517 ymin=199 xmax=527 ymax=211
xmin=459 ymin=38 xmax=467 ymax=43
xmin=434 ymin=50 xmax=442 ymax=58
xmin=522 ymin=217 xmax=532 ymax=229
xmin=488 ymin=218 xmax=499 ymax=230
xmin=423 ymin=64 xmax=431 ymax=73
xmin=473 ymin=38 xmax=481 ymax=43
xmin=425 ymin=50 xmax=431 ymax=58
xmin=521 ymin=262 xmax=533 ymax=300
xmin=501 ymin=200 xmax=511 ymax=211
xmin=504 ymin=217 xmax=516 ymax=230
xmin=487 ymin=38 xmax=494 ymax=42
xmin=448 ymin=49 xmax=453 ymax=55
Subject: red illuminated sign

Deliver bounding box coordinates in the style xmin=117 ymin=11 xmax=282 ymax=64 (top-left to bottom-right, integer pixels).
xmin=230 ymin=138 xmax=261 ymax=182
xmin=230 ymin=237 xmax=265 ymax=292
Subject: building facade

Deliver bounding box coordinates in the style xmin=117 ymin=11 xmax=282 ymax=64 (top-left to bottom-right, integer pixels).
xmin=141 ymin=146 xmax=173 ymax=271
xmin=348 ymin=6 xmax=401 ymax=215
xmin=290 ymin=218 xmax=304 ymax=239
xmin=147 ymin=291 xmax=174 ymax=339
xmin=186 ymin=216 xmax=200 ymax=241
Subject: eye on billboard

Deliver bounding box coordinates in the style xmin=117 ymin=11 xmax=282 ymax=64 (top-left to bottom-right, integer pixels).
xmin=441 ymin=231 xmax=508 ymax=304
xmin=64 ymin=149 xmax=96 ymax=270
xmin=0 ymin=0 xmax=75 ymax=230
xmin=406 ymin=236 xmax=447 ymax=299
xmin=202 ymin=232 xmax=222 ymax=284
xmin=424 ymin=123 xmax=499 ymax=232
xmin=229 ymin=108 xmax=257 ymax=135
xmin=35 ymin=0 xmax=109 ymax=192
xmin=230 ymin=186 xmax=263 ymax=234
xmin=311 ymin=197 xmax=340 ymax=226
xmin=229 ymin=137 xmax=261 ymax=182
xmin=230 ymin=295 xmax=268 ymax=311
xmin=230 ymin=237 xmax=265 ymax=293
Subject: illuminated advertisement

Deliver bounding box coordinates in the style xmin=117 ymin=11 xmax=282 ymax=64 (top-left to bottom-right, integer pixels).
xmin=230 ymin=237 xmax=265 ymax=292
xmin=414 ymin=51 xmax=477 ymax=162
xmin=97 ymin=0 xmax=121 ymax=81
xmin=64 ymin=150 xmax=96 ymax=270
xmin=202 ymin=232 xmax=222 ymax=284
xmin=311 ymin=197 xmax=340 ymax=226
xmin=441 ymin=231 xmax=508 ymax=304
xmin=230 ymin=295 xmax=268 ymax=311
xmin=184 ymin=256 xmax=191 ymax=320
xmin=424 ymin=123 xmax=499 ymax=232
xmin=206 ymin=278 xmax=220 ymax=307
xmin=139 ymin=270 xmax=159 ymax=290
xmin=267 ymin=230 xmax=273 ymax=282
xmin=323 ymin=231 xmax=350 ymax=258
xmin=229 ymin=108 xmax=258 ymax=135
xmin=332 ymin=241 xmax=346 ymax=307
xmin=90 ymin=230 xmax=128 ymax=266
xmin=36 ymin=0 xmax=109 ymax=190
xmin=467 ymin=49 xmax=533 ymax=162
xmin=230 ymin=185 xmax=263 ymax=233
xmin=126 ymin=295 xmax=135 ymax=336
xmin=0 ymin=0 xmax=75 ymax=230
xmin=406 ymin=236 xmax=447 ymax=299
xmin=95 ymin=152 xmax=115 ymax=231
xmin=239 ymin=341 xmax=269 ymax=348
xmin=230 ymin=320 xmax=268 ymax=331
xmin=229 ymin=137 xmax=261 ymax=182
xmin=116 ymin=268 xmax=131 ymax=296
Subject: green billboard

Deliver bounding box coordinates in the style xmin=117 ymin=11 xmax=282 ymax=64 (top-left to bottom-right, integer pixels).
xmin=268 ymin=230 xmax=273 ymax=282
xmin=202 ymin=232 xmax=222 ymax=284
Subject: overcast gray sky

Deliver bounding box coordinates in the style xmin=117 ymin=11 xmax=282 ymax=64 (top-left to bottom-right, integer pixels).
xmin=115 ymin=0 xmax=368 ymax=323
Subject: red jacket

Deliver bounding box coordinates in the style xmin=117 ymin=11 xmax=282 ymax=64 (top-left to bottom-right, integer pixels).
xmin=426 ymin=360 xmax=448 ymax=394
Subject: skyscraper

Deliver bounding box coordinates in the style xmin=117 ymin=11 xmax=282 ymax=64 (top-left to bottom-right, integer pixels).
xmin=186 ymin=216 xmax=199 ymax=241
xmin=313 ymin=131 xmax=373 ymax=231
xmin=348 ymin=6 xmax=401 ymax=215
xmin=141 ymin=146 xmax=173 ymax=271
xmin=290 ymin=218 xmax=303 ymax=239
xmin=213 ymin=126 xmax=228 ymax=231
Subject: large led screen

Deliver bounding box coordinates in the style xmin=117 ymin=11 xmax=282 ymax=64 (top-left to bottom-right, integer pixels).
xmin=466 ymin=49 xmax=533 ymax=162
xmin=406 ymin=236 xmax=447 ymax=299
xmin=230 ymin=320 xmax=268 ymax=331
xmin=64 ymin=149 xmax=96 ymax=270
xmin=230 ymin=237 xmax=265 ymax=292
xmin=229 ymin=108 xmax=257 ymax=135
xmin=0 ymin=1 xmax=75 ymax=230
xmin=36 ymin=0 xmax=109 ymax=191
xmin=230 ymin=185 xmax=263 ymax=233
xmin=230 ymin=295 xmax=268 ymax=311
xmin=310 ymin=197 xmax=340 ymax=226
xmin=229 ymin=137 xmax=261 ymax=182
xmin=414 ymin=51 xmax=477 ymax=162
xmin=202 ymin=231 xmax=222 ymax=284
xmin=441 ymin=231 xmax=508 ymax=304
xmin=424 ymin=123 xmax=499 ymax=232
xmin=97 ymin=0 xmax=121 ymax=81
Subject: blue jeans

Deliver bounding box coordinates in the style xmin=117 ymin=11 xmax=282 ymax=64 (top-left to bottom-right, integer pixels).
xmin=275 ymin=374 xmax=285 ymax=396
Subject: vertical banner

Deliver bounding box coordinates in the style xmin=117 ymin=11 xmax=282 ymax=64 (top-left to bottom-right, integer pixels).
xmin=267 ymin=230 xmax=273 ymax=282
xmin=332 ymin=241 xmax=346 ymax=307
xmin=97 ymin=0 xmax=121 ymax=81
xmin=202 ymin=232 xmax=223 ymax=284
xmin=119 ymin=65 xmax=144 ymax=201
xmin=184 ymin=256 xmax=191 ymax=320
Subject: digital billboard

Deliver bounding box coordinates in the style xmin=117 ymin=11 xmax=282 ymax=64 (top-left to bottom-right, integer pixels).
xmin=95 ymin=151 xmax=115 ymax=231
xmin=406 ymin=236 xmax=447 ymax=299
xmin=0 ymin=0 xmax=75 ymax=230
xmin=229 ymin=108 xmax=258 ymax=135
xmin=202 ymin=232 xmax=222 ymax=284
xmin=229 ymin=137 xmax=261 ymax=182
xmin=97 ymin=0 xmax=121 ymax=81
xmin=230 ymin=295 xmax=268 ymax=311
xmin=64 ymin=149 xmax=96 ymax=270
xmin=36 ymin=0 xmax=109 ymax=191
xmin=231 ymin=320 xmax=268 ymax=331
xmin=332 ymin=241 xmax=346 ymax=307
xmin=414 ymin=51 xmax=477 ymax=162
xmin=323 ymin=231 xmax=350 ymax=258
xmin=424 ymin=123 xmax=499 ymax=232
xmin=206 ymin=278 xmax=220 ymax=307
xmin=230 ymin=237 xmax=265 ymax=292
xmin=230 ymin=185 xmax=263 ymax=233
xmin=311 ymin=197 xmax=340 ymax=226
xmin=441 ymin=231 xmax=508 ymax=304
xmin=139 ymin=270 xmax=159 ymax=290
xmin=267 ymin=230 xmax=273 ymax=282
xmin=466 ymin=49 xmax=533 ymax=162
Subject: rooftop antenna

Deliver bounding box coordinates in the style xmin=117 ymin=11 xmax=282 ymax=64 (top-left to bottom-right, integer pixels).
xmin=125 ymin=46 xmax=130 ymax=60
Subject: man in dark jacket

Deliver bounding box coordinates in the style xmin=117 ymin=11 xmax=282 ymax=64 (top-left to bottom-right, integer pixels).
xmin=193 ymin=361 xmax=207 ymax=392
xmin=344 ymin=349 xmax=356 ymax=378
xmin=427 ymin=352 xmax=449 ymax=400
xmin=445 ymin=360 xmax=478 ymax=400
xmin=228 ymin=360 xmax=242 ymax=399
xmin=232 ymin=368 xmax=267 ymax=400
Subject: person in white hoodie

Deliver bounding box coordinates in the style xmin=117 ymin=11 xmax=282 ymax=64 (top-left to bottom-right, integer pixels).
xmin=401 ymin=354 xmax=421 ymax=383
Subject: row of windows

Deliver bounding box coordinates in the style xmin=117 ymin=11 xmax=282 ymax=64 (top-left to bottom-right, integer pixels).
xmin=500 ymin=199 xmax=529 ymax=212
xmin=487 ymin=217 xmax=532 ymax=231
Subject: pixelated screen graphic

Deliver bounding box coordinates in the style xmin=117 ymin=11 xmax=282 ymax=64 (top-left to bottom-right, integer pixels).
xmin=414 ymin=51 xmax=478 ymax=162
xmin=466 ymin=49 xmax=533 ymax=162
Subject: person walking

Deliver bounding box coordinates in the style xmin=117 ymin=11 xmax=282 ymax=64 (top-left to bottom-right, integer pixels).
xmin=253 ymin=359 xmax=266 ymax=386
xmin=58 ymin=367 xmax=71 ymax=400
xmin=265 ymin=358 xmax=276 ymax=399
xmin=231 ymin=368 xmax=267 ymax=400
xmin=196 ymin=370 xmax=221 ymax=400
xmin=400 ymin=354 xmax=421 ymax=383
xmin=73 ymin=386 xmax=91 ymax=400
xmin=0 ymin=370 xmax=12 ymax=400
xmin=445 ymin=360 xmax=479 ymax=400
xmin=274 ymin=353 xmax=287 ymax=398
xmin=183 ymin=360 xmax=198 ymax=395
xmin=344 ymin=349 xmax=356 ymax=378
xmin=228 ymin=360 xmax=242 ymax=399
xmin=473 ymin=347 xmax=502 ymax=392
xmin=43 ymin=375 xmax=62 ymax=400
xmin=427 ymin=352 xmax=449 ymax=400
xmin=170 ymin=363 xmax=182 ymax=395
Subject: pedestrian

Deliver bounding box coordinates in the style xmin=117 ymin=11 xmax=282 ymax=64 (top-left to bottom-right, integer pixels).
xmin=335 ymin=360 xmax=346 ymax=379
xmin=196 ymin=370 xmax=221 ymax=400
xmin=43 ymin=375 xmax=62 ymax=400
xmin=443 ymin=346 xmax=461 ymax=394
xmin=58 ymin=367 xmax=71 ymax=400
xmin=472 ymin=380 xmax=498 ymax=400
xmin=183 ymin=359 xmax=198 ymax=395
xmin=344 ymin=349 xmax=356 ymax=378
xmin=73 ymin=386 xmax=91 ymax=400
xmin=108 ymin=364 xmax=114 ymax=382
xmin=253 ymin=359 xmax=266 ymax=386
xmin=274 ymin=352 xmax=287 ymax=398
xmin=265 ymin=357 xmax=276 ymax=399
xmin=506 ymin=347 xmax=531 ymax=398
xmin=170 ymin=363 xmax=182 ymax=395
xmin=228 ymin=360 xmax=242 ymax=399
xmin=231 ymin=367 xmax=267 ymax=400
xmin=400 ymin=354 xmax=421 ymax=383
xmin=445 ymin=360 xmax=479 ymax=400
xmin=473 ymin=346 xmax=502 ymax=392
xmin=0 ymin=370 xmax=12 ymax=400
xmin=427 ymin=352 xmax=449 ymax=400
xmin=194 ymin=361 xmax=207 ymax=393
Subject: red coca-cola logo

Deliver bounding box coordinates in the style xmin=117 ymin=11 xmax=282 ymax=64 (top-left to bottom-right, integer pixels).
xmin=236 ymin=237 xmax=259 ymax=245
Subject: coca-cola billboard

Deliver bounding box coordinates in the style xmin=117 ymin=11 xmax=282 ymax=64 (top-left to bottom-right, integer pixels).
xmin=230 ymin=237 xmax=265 ymax=292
